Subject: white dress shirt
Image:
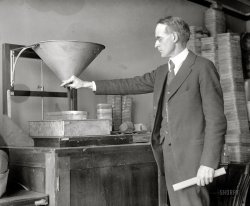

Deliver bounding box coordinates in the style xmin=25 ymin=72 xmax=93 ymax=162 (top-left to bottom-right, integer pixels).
xmin=168 ymin=48 xmax=189 ymax=75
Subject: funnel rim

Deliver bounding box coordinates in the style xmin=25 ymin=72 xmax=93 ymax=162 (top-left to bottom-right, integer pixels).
xmin=31 ymin=40 xmax=105 ymax=49
xmin=29 ymin=40 xmax=105 ymax=81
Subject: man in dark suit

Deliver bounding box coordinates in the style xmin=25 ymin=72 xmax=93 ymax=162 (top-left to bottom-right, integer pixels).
xmin=61 ymin=16 xmax=227 ymax=206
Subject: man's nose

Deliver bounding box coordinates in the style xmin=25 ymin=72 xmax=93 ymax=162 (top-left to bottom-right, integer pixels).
xmin=155 ymin=41 xmax=159 ymax=48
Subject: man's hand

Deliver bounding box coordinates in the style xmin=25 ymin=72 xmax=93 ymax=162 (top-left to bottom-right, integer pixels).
xmin=196 ymin=165 xmax=215 ymax=186
xmin=60 ymin=75 xmax=93 ymax=90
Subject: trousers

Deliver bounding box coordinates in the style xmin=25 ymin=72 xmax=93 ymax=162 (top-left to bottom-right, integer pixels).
xmin=161 ymin=139 xmax=210 ymax=206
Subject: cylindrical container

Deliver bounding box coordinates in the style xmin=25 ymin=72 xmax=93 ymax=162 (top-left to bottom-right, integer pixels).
xmin=205 ymin=2 xmax=226 ymax=37
xmin=96 ymin=104 xmax=112 ymax=120
xmin=97 ymin=104 xmax=112 ymax=131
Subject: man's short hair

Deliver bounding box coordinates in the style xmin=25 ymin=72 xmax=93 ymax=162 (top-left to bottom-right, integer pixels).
xmin=157 ymin=16 xmax=190 ymax=45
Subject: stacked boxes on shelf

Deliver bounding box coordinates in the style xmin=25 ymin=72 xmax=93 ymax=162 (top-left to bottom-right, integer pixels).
xmin=204 ymin=2 xmax=226 ymax=37
xmin=121 ymin=96 xmax=133 ymax=123
xmin=187 ymin=26 xmax=208 ymax=55
xmin=217 ymin=33 xmax=250 ymax=163
xmin=201 ymin=37 xmax=219 ymax=70
xmin=107 ymin=95 xmax=122 ymax=131
xmin=107 ymin=95 xmax=133 ymax=131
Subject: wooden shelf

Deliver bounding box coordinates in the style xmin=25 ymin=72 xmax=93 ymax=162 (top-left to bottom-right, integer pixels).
xmin=0 ymin=190 xmax=48 ymax=206
xmin=187 ymin=0 xmax=250 ymax=20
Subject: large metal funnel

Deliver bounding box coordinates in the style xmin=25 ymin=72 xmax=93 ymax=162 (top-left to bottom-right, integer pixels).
xmin=32 ymin=40 xmax=105 ymax=81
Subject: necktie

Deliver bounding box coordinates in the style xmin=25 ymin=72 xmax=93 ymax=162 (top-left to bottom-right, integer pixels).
xmin=167 ymin=60 xmax=175 ymax=85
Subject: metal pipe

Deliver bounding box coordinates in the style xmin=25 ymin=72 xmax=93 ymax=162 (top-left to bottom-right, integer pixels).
xmin=7 ymin=90 xmax=11 ymax=118
xmin=72 ymin=89 xmax=77 ymax=110
xmin=10 ymin=51 xmax=14 ymax=89
xmin=67 ymin=87 xmax=72 ymax=110
xmin=40 ymin=61 xmax=44 ymax=120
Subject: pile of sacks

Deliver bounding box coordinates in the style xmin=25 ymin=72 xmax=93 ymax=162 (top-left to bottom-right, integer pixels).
xmin=0 ymin=150 xmax=8 ymax=197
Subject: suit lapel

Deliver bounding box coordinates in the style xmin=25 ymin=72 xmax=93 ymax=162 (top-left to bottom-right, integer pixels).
xmin=166 ymin=51 xmax=196 ymax=102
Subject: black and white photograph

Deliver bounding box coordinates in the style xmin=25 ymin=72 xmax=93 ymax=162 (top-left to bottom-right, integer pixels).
xmin=0 ymin=0 xmax=250 ymax=205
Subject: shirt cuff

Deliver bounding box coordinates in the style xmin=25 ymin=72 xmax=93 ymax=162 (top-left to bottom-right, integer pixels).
xmin=92 ymin=81 xmax=96 ymax=91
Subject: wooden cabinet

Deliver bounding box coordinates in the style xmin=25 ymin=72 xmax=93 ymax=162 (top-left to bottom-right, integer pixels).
xmin=1 ymin=143 xmax=158 ymax=206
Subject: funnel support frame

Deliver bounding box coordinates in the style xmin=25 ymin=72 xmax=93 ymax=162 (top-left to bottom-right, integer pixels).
xmin=2 ymin=43 xmax=78 ymax=116
xmin=10 ymin=45 xmax=38 ymax=88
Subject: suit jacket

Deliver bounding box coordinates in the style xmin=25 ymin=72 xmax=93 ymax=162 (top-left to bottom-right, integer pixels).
xmin=95 ymin=51 xmax=227 ymax=205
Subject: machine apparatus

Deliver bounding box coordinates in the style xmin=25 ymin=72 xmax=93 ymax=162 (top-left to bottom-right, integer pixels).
xmin=10 ymin=40 xmax=105 ymax=112
xmin=2 ymin=40 xmax=133 ymax=147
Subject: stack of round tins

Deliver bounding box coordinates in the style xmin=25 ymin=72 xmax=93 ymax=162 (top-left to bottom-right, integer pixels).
xmin=96 ymin=104 xmax=112 ymax=121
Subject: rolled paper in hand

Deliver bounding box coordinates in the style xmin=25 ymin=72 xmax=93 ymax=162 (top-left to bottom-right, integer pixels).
xmin=173 ymin=167 xmax=226 ymax=191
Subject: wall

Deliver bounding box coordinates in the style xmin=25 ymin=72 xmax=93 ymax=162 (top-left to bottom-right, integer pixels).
xmin=0 ymin=0 xmax=246 ymax=143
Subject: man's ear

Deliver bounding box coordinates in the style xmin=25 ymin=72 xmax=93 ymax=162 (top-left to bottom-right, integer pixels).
xmin=172 ymin=32 xmax=179 ymax=43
